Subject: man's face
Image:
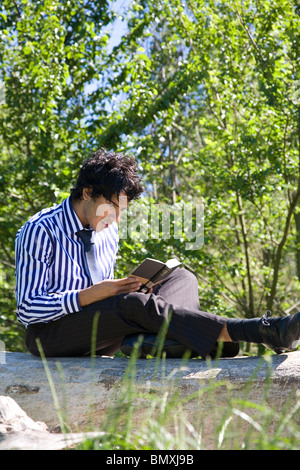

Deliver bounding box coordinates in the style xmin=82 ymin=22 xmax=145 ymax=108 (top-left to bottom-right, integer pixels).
xmin=82 ymin=189 xmax=129 ymax=232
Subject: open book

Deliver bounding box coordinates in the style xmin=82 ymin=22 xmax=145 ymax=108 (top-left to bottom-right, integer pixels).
xmin=130 ymin=257 xmax=181 ymax=293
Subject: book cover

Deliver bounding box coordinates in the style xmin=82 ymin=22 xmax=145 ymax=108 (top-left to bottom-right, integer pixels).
xmin=130 ymin=258 xmax=181 ymax=292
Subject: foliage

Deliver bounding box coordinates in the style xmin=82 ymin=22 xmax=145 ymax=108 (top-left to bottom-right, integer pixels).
xmin=0 ymin=0 xmax=300 ymax=351
xmin=0 ymin=0 xmax=113 ymax=349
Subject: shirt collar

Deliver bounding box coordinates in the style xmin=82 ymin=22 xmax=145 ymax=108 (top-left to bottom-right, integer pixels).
xmin=62 ymin=196 xmax=85 ymax=235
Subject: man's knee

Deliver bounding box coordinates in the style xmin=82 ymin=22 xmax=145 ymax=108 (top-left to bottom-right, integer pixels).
xmin=172 ymin=267 xmax=198 ymax=286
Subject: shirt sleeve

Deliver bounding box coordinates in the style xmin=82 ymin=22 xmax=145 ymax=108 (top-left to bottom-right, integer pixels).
xmin=15 ymin=222 xmax=81 ymax=325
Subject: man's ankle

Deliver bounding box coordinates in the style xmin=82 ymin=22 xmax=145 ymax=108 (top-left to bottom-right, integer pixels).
xmin=217 ymin=323 xmax=233 ymax=342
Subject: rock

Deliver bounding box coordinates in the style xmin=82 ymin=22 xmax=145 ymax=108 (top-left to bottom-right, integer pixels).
xmin=0 ymin=395 xmax=48 ymax=434
xmin=0 ymin=395 xmax=104 ymax=450
xmin=0 ymin=351 xmax=299 ymax=449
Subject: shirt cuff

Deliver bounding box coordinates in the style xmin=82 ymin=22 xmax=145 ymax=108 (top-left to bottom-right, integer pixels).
xmin=61 ymin=291 xmax=81 ymax=315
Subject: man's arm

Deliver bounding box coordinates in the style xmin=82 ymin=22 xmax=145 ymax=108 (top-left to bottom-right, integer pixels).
xmin=15 ymin=222 xmax=82 ymax=325
xmin=78 ymin=277 xmax=142 ymax=307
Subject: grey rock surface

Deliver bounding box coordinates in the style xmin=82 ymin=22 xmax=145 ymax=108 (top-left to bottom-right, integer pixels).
xmin=0 ymin=351 xmax=299 ymax=448
xmin=0 ymin=395 xmax=103 ymax=450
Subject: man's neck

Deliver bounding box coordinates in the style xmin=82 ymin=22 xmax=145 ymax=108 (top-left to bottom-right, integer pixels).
xmin=70 ymin=197 xmax=89 ymax=228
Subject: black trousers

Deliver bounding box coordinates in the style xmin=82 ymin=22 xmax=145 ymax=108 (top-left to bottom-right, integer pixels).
xmin=26 ymin=268 xmax=227 ymax=359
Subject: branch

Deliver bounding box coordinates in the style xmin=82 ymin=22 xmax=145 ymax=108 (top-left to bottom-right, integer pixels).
xmin=267 ymin=181 xmax=300 ymax=311
xmin=186 ymin=262 xmax=246 ymax=313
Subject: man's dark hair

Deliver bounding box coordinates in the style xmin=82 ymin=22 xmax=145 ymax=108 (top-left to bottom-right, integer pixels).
xmin=70 ymin=148 xmax=144 ymax=202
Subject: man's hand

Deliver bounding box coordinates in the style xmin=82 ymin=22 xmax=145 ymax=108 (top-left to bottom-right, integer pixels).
xmin=78 ymin=277 xmax=142 ymax=307
xmin=96 ymin=277 xmax=142 ymax=297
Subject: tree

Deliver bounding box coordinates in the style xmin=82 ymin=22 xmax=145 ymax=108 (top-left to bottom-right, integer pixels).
xmin=0 ymin=0 xmax=112 ymax=350
xmin=0 ymin=0 xmax=299 ymax=352
xmin=97 ymin=0 xmax=300 ymax=319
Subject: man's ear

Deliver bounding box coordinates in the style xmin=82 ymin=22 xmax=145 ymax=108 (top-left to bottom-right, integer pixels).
xmin=82 ymin=187 xmax=92 ymax=200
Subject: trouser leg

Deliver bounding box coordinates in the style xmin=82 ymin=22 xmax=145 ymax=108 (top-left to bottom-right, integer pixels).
xmin=153 ymin=267 xmax=201 ymax=311
xmin=26 ymin=269 xmax=226 ymax=358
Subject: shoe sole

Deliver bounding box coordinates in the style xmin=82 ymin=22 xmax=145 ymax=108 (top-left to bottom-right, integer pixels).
xmin=272 ymin=339 xmax=300 ymax=354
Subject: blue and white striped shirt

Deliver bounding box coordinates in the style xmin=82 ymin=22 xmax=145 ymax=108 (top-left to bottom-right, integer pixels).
xmin=15 ymin=196 xmax=119 ymax=326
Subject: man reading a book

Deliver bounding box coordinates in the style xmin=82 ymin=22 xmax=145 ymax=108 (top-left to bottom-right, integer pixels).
xmin=15 ymin=148 xmax=300 ymax=358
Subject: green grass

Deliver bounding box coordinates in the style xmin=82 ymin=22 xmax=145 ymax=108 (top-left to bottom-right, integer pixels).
xmin=38 ymin=334 xmax=300 ymax=451
xmin=78 ymin=357 xmax=300 ymax=450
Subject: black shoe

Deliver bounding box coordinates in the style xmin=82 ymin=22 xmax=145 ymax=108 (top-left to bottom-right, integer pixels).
xmin=259 ymin=311 xmax=300 ymax=354
xmin=120 ymin=334 xmax=199 ymax=358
